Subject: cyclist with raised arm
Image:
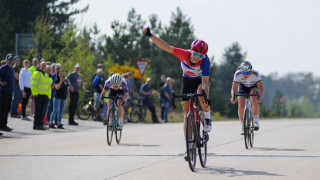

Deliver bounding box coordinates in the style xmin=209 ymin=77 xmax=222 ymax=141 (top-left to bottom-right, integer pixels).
xmin=143 ymin=27 xmax=212 ymax=160
xmin=101 ymin=73 xmax=129 ymax=129
xmin=230 ymin=61 xmax=264 ymax=135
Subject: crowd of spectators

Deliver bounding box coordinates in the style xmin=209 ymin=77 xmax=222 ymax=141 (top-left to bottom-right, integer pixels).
xmin=0 ymin=53 xmax=175 ymax=136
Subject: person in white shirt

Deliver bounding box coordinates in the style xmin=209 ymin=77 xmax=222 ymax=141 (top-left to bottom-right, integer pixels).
xmin=19 ymin=60 xmax=32 ymax=121
xmin=230 ymin=61 xmax=264 ymax=134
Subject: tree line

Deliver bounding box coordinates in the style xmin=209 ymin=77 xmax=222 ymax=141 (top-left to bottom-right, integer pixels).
xmin=1 ymin=1 xmax=319 ymax=118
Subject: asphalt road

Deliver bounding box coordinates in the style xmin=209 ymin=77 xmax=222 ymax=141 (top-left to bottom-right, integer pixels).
xmin=0 ymin=117 xmax=320 ymax=180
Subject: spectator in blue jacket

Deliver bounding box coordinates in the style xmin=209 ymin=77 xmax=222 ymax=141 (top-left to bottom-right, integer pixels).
xmin=161 ymin=77 xmax=174 ymax=122
xmin=92 ymin=69 xmax=104 ymax=121
xmin=0 ymin=54 xmax=16 ymax=134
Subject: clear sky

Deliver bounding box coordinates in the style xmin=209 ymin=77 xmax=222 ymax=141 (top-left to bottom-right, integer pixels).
xmin=71 ymin=0 xmax=320 ymax=77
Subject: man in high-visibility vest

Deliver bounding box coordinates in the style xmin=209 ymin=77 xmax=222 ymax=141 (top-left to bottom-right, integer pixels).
xmin=31 ymin=61 xmax=50 ymax=130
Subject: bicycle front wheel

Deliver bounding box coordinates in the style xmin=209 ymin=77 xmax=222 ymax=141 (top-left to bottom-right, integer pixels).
xmin=186 ymin=112 xmax=197 ymax=171
xmin=115 ymin=110 xmax=122 ymax=144
xmin=244 ymin=109 xmax=250 ymax=149
xmin=106 ymin=108 xmax=114 ymax=145
xmin=198 ymin=111 xmax=208 ymax=168
xmin=76 ymin=100 xmax=91 ymax=120
xmin=249 ymin=110 xmax=254 ymax=148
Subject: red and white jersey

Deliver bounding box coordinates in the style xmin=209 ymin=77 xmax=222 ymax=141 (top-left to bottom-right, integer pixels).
xmin=172 ymin=47 xmax=210 ymax=79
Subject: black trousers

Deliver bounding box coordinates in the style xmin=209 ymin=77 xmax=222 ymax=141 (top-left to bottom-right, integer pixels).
xmin=160 ymin=99 xmax=165 ymax=120
xmin=69 ymin=91 xmax=79 ymax=123
xmin=21 ymin=88 xmax=31 ymax=117
xmin=33 ymin=95 xmax=48 ymax=128
xmin=0 ymin=91 xmax=12 ymax=128
xmin=143 ymin=98 xmax=158 ymax=123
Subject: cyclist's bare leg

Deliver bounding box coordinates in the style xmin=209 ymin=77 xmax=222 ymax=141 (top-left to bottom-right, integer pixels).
xmin=107 ymin=99 xmax=112 ymax=118
xmin=181 ymin=101 xmax=190 ymax=139
xmin=238 ymin=96 xmax=246 ymax=122
xmin=197 ymin=87 xmax=210 ymax=124
xmin=250 ymin=89 xmax=259 ymax=116
xmin=118 ymin=100 xmax=124 ymax=119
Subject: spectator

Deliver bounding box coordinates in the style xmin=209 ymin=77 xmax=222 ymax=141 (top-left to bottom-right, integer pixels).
xmin=19 ymin=60 xmax=32 ymax=121
xmin=161 ymin=77 xmax=174 ymax=122
xmin=139 ymin=77 xmax=159 ymax=123
xmin=47 ymin=63 xmax=56 ymax=124
xmin=92 ymin=69 xmax=104 ymax=121
xmin=49 ymin=69 xmax=69 ymax=129
xmin=40 ymin=64 xmax=52 ymax=128
xmin=31 ymin=61 xmax=50 ymax=130
xmin=10 ymin=56 xmax=21 ymax=118
xmin=66 ymin=63 xmax=82 ymax=126
xmin=0 ymin=54 xmax=15 ymax=134
xmin=1 ymin=60 xmax=6 ymax=66
xmin=29 ymin=58 xmax=39 ymax=118
xmin=47 ymin=63 xmax=61 ymax=125
xmin=126 ymin=72 xmax=135 ymax=99
xmin=159 ymin=75 xmax=166 ymax=121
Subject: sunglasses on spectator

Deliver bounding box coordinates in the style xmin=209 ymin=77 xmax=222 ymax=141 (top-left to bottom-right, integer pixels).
xmin=192 ymin=51 xmax=205 ymax=59
xmin=242 ymin=71 xmax=251 ymax=75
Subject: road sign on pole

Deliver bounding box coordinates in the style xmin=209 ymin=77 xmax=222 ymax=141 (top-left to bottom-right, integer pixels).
xmin=136 ymin=60 xmax=149 ymax=76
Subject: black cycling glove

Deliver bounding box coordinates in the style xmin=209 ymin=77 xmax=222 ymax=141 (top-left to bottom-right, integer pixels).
xmin=144 ymin=28 xmax=153 ymax=37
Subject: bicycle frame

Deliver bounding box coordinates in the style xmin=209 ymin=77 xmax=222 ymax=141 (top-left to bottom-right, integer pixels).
xmin=243 ymin=97 xmax=253 ymax=122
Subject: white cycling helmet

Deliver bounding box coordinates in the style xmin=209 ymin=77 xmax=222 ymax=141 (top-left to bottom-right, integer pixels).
xmin=110 ymin=73 xmax=122 ymax=86
xmin=240 ymin=61 xmax=252 ymax=72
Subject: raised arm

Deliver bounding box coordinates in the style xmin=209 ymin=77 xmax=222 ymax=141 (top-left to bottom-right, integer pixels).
xmin=143 ymin=28 xmax=174 ymax=53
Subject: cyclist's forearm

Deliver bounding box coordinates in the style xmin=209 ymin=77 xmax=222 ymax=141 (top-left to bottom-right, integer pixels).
xmin=150 ymin=35 xmax=173 ymax=53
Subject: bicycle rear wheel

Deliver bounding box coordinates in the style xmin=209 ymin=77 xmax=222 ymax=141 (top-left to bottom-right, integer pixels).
xmin=106 ymin=108 xmax=114 ymax=145
xmin=77 ymin=100 xmax=91 ymax=120
xmin=244 ymin=109 xmax=250 ymax=149
xmin=198 ymin=111 xmax=208 ymax=168
xmin=186 ymin=112 xmax=197 ymax=171
xmin=249 ymin=111 xmax=254 ymax=148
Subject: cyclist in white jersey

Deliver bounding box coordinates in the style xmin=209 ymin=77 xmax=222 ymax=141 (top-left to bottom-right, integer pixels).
xmin=230 ymin=61 xmax=264 ymax=134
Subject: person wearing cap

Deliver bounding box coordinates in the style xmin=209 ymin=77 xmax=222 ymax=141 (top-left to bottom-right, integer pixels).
xmin=31 ymin=61 xmax=50 ymax=130
xmin=0 ymin=54 xmax=16 ymax=133
xmin=139 ymin=77 xmax=159 ymax=123
xmin=66 ymin=63 xmax=82 ymax=125
xmin=92 ymin=68 xmax=105 ymax=121
xmin=10 ymin=56 xmax=22 ymax=118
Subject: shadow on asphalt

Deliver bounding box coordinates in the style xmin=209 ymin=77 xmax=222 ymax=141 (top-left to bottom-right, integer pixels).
xmin=253 ymin=147 xmax=305 ymax=152
xmin=119 ymin=143 xmax=160 ymax=147
xmin=196 ymin=166 xmax=284 ymax=177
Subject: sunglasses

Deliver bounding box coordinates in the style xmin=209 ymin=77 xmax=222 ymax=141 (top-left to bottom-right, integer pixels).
xmin=112 ymin=85 xmax=120 ymax=88
xmin=242 ymin=71 xmax=251 ymax=75
xmin=192 ymin=51 xmax=205 ymax=59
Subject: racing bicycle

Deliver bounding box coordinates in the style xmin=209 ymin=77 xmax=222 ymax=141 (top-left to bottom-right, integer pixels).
xmin=172 ymin=90 xmax=209 ymax=171
xmin=233 ymin=93 xmax=259 ymax=149
xmin=104 ymin=95 xmax=123 ymax=145
xmin=129 ymin=96 xmax=146 ymax=123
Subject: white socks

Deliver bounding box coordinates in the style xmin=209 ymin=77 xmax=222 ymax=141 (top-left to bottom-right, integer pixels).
xmin=119 ymin=117 xmax=123 ymax=125
xmin=204 ymin=111 xmax=211 ymax=119
xmin=253 ymin=116 xmax=259 ymax=123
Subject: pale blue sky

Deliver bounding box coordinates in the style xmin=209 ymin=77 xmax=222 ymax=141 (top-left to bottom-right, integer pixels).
xmin=71 ymin=0 xmax=320 ymax=76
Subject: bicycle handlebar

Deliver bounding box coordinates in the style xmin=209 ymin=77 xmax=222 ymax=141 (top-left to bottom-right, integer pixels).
xmin=172 ymin=90 xmax=208 ymax=109
xmin=232 ymin=92 xmax=260 ymax=101
xmin=102 ymin=96 xmax=123 ymax=100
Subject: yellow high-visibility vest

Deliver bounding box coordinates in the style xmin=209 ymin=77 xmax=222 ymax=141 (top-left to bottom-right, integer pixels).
xmin=48 ymin=75 xmax=53 ymax=99
xmin=31 ymin=70 xmax=50 ymax=97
